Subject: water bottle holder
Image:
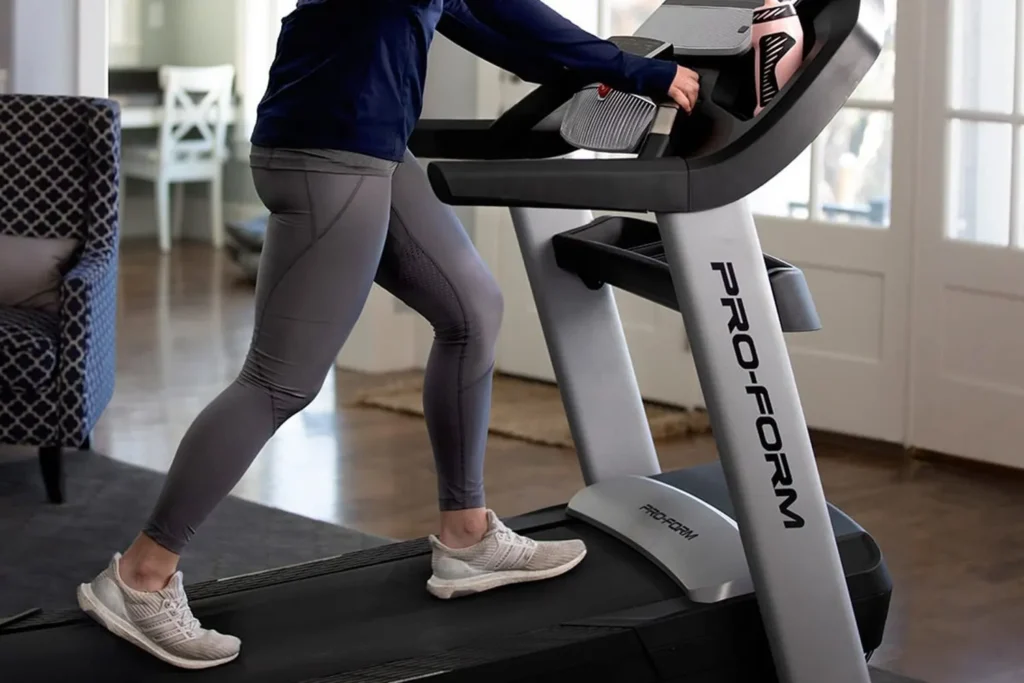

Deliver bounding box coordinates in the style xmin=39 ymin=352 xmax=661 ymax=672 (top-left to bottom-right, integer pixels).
xmin=700 ymin=8 xmax=816 ymax=123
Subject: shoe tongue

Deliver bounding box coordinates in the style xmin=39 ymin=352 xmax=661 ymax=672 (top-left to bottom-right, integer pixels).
xmin=162 ymin=571 xmax=185 ymax=596
xmin=486 ymin=509 xmax=505 ymax=532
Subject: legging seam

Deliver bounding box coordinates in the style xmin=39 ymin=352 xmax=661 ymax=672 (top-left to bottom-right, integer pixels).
xmin=256 ymin=172 xmax=366 ymax=428
xmin=390 ymin=203 xmax=471 ymax=494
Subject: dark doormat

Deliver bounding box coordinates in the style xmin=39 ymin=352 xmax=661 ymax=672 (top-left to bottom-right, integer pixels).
xmin=0 ymin=449 xmax=391 ymax=616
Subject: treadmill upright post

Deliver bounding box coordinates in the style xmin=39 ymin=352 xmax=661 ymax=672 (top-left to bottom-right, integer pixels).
xmin=656 ymin=200 xmax=871 ymax=683
xmin=508 ymin=206 xmax=661 ymax=484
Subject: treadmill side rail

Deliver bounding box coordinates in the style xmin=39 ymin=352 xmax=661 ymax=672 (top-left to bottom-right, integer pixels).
xmin=567 ymin=475 xmax=753 ymax=603
xmin=656 ymin=199 xmax=871 ymax=683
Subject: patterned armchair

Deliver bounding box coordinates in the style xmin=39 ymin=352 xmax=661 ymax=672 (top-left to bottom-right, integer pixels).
xmin=0 ymin=95 xmax=121 ymax=503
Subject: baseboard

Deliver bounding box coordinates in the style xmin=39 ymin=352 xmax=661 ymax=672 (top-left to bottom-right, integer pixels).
xmin=906 ymin=446 xmax=1024 ymax=481
xmin=808 ymin=430 xmax=909 ymax=459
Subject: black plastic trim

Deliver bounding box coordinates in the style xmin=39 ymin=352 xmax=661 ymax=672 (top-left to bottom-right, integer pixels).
xmin=551 ymin=215 xmax=821 ymax=332
xmin=408 ymin=120 xmax=572 ymax=161
xmin=428 ymin=157 xmax=690 ymax=211
xmin=408 ymin=69 xmax=584 ymax=161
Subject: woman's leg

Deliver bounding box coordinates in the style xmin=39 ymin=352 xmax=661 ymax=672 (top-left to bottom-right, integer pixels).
xmin=136 ymin=168 xmax=391 ymax=564
xmin=375 ymin=152 xmax=502 ymax=540
xmin=78 ymin=164 xmax=393 ymax=669
xmin=377 ymin=152 xmax=586 ymax=599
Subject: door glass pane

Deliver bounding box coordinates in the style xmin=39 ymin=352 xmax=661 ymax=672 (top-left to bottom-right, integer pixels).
xmin=818 ymin=109 xmax=893 ymax=228
xmin=947 ymin=120 xmax=1013 ymax=246
xmin=949 ymin=0 xmax=1017 ymax=114
xmin=749 ymin=147 xmax=812 ymax=219
xmin=605 ymin=0 xmax=663 ymax=36
xmin=852 ymin=0 xmax=898 ymax=102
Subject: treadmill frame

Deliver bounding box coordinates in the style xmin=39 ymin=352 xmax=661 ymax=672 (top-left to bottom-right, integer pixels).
xmin=509 ymin=201 xmax=871 ymax=683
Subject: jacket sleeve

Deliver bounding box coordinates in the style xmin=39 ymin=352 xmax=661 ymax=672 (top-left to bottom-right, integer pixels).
xmin=439 ymin=0 xmax=677 ymax=97
xmin=437 ymin=0 xmax=559 ymax=84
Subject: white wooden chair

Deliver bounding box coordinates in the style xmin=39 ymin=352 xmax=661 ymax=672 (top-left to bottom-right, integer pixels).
xmin=121 ymin=65 xmax=235 ymax=252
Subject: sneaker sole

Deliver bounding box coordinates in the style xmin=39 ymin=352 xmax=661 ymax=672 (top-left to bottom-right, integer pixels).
xmin=76 ymin=583 xmax=239 ymax=670
xmin=426 ymin=548 xmax=587 ymax=600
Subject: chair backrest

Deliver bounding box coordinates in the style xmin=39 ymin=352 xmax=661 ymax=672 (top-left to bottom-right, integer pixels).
xmin=0 ymin=95 xmax=121 ymax=246
xmin=157 ymin=65 xmax=235 ymax=164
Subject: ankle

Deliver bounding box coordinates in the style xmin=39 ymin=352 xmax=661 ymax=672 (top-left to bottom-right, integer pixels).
xmin=439 ymin=508 xmax=489 ymax=549
xmin=118 ymin=554 xmax=173 ymax=592
xmin=439 ymin=529 xmax=485 ymax=549
xmin=118 ymin=534 xmax=179 ymax=592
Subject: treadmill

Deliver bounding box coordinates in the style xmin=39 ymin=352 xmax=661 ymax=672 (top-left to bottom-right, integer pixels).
xmin=0 ymin=1 xmax=891 ymax=682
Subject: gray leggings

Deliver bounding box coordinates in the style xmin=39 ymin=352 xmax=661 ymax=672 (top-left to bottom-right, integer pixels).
xmin=144 ymin=149 xmax=503 ymax=554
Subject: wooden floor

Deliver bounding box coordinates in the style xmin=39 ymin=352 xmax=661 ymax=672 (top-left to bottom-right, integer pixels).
xmin=92 ymin=242 xmax=1022 ymax=683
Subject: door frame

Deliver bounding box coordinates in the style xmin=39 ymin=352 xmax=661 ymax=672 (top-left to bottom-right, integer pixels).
xmin=906 ymin=0 xmax=943 ymax=449
xmin=77 ymin=0 xmax=109 ymax=97
xmin=906 ymin=0 xmax=1024 ymax=466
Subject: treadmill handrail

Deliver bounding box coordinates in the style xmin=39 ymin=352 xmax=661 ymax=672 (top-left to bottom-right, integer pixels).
xmin=409 ymin=68 xmax=587 ymax=161
xmin=408 ymin=119 xmax=573 ymax=161
xmin=426 ymin=0 xmax=883 ymax=214
xmin=427 ymin=157 xmax=690 ymax=212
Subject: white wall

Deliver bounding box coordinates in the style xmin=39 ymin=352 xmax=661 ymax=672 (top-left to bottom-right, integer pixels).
xmin=0 ymin=0 xmax=12 ymax=76
xmin=4 ymin=0 xmax=77 ymax=95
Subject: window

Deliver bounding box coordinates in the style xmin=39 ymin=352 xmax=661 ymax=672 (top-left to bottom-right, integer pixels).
xmin=603 ymin=0 xmax=663 ymax=36
xmin=749 ymin=0 xmax=898 ymax=228
xmin=946 ymin=0 xmax=1021 ymax=247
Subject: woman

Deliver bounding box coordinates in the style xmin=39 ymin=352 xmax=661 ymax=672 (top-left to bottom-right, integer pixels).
xmin=77 ymin=0 xmax=701 ymax=670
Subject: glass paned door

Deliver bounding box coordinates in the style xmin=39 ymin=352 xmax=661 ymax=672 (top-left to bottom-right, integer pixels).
xmin=910 ymin=0 xmax=1024 ymax=471
xmin=751 ymin=0 xmax=911 ymax=441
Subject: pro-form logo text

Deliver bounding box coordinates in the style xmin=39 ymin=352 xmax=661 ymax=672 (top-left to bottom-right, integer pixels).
xmin=711 ymin=262 xmax=806 ymax=529
xmin=639 ymin=504 xmax=699 ymax=540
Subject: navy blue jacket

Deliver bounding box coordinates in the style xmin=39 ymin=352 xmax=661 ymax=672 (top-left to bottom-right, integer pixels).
xmin=250 ymin=0 xmax=678 ymax=161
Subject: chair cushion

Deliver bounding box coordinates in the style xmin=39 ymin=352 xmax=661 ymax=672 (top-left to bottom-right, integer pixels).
xmin=0 ymin=235 xmax=79 ymax=313
xmin=0 ymin=306 xmax=59 ymax=394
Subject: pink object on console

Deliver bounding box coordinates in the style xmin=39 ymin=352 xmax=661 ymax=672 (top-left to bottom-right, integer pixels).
xmin=753 ymin=0 xmax=805 ymax=115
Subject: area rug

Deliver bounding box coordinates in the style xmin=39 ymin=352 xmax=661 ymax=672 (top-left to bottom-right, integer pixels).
xmin=351 ymin=372 xmax=710 ymax=449
xmin=0 ymin=450 xmax=391 ymax=616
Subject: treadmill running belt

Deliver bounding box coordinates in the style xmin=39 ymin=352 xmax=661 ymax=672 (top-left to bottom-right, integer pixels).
xmin=0 ymin=523 xmax=680 ymax=683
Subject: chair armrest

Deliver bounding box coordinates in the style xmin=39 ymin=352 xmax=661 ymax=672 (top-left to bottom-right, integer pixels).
xmin=56 ymin=245 xmax=119 ymax=444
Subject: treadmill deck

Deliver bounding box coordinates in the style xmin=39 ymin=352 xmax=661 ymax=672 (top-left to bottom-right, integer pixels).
xmin=0 ymin=465 xmax=890 ymax=683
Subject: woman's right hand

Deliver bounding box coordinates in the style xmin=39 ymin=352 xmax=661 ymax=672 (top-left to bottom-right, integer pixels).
xmin=668 ymin=65 xmax=701 ymax=113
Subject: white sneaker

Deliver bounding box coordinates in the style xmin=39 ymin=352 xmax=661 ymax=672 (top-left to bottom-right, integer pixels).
xmin=77 ymin=553 xmax=240 ymax=669
xmin=426 ymin=510 xmax=587 ymax=599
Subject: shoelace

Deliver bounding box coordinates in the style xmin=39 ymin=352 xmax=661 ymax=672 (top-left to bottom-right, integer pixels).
xmin=163 ymin=593 xmax=201 ymax=638
xmin=494 ymin=525 xmax=536 ymax=550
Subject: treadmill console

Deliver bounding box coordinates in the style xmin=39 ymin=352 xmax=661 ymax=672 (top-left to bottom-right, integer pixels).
xmin=636 ymin=0 xmax=758 ymax=57
xmin=607 ymin=35 xmax=674 ymax=59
